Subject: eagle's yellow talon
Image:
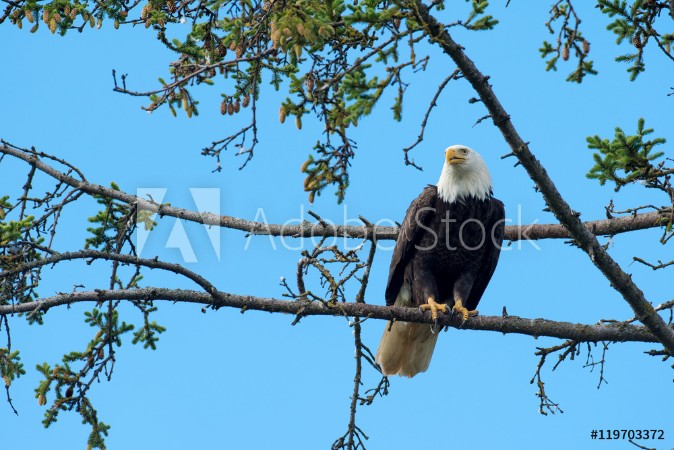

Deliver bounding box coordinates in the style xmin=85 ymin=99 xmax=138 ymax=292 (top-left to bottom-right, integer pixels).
xmin=453 ymin=299 xmax=478 ymax=322
xmin=420 ymin=297 xmax=448 ymax=321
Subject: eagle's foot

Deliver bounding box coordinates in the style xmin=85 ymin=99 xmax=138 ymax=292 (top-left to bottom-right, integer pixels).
xmin=452 ymin=299 xmax=478 ymax=323
xmin=419 ymin=297 xmax=448 ymax=323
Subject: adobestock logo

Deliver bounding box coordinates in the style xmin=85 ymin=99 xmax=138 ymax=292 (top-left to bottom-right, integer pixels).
xmin=135 ymin=188 xmax=541 ymax=263
xmin=244 ymin=204 xmax=399 ymax=252
xmin=136 ymin=187 xmax=221 ymax=263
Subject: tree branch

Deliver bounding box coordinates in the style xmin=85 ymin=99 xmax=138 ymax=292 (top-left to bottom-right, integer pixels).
xmin=402 ymin=69 xmax=460 ymax=166
xmin=0 ymin=249 xmax=222 ymax=299
xmin=112 ymin=49 xmax=275 ymax=98
xmin=0 ymin=142 xmax=669 ymax=242
xmin=0 ymin=287 xmax=665 ymax=344
xmin=408 ymin=0 xmax=674 ymax=354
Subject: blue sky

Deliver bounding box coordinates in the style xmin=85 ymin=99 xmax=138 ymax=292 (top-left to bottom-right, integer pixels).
xmin=1 ymin=2 xmax=673 ymax=449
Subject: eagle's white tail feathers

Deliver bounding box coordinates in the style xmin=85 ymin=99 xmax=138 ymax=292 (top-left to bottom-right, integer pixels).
xmin=375 ymin=284 xmax=440 ymax=378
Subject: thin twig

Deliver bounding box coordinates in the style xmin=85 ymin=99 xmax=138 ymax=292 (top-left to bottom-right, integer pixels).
xmin=402 ymin=69 xmax=459 ymax=168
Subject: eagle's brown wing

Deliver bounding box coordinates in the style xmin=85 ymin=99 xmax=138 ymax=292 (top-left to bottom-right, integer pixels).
xmin=465 ymin=196 xmax=505 ymax=310
xmin=384 ymin=185 xmax=437 ymax=306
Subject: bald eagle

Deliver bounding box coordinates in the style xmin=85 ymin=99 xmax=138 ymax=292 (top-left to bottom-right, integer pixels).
xmin=375 ymin=145 xmax=505 ymax=378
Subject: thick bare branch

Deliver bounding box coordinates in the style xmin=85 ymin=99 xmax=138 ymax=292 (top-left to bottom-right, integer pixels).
xmin=0 ymin=143 xmax=669 ymax=242
xmin=408 ymin=0 xmax=674 ymax=354
xmin=0 ymin=287 xmax=665 ymax=344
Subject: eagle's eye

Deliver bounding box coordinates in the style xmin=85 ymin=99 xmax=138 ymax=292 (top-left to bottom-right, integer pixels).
xmin=461 ymin=148 xmax=468 ymax=155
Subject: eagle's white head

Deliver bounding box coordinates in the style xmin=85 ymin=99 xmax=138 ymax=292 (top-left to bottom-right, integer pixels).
xmin=436 ymin=145 xmax=493 ymax=203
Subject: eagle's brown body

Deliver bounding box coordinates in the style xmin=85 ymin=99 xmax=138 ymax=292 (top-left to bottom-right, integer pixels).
xmin=386 ymin=185 xmax=504 ymax=312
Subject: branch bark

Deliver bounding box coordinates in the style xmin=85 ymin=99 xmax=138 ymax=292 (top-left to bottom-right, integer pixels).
xmin=0 ymin=288 xmax=664 ymax=344
xmin=0 ymin=249 xmax=222 ymax=298
xmin=0 ymin=143 xmax=669 ymax=242
xmin=409 ymin=1 xmax=674 ymax=353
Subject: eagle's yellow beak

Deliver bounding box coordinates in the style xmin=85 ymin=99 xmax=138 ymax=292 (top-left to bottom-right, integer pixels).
xmin=446 ymin=147 xmax=467 ymax=165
